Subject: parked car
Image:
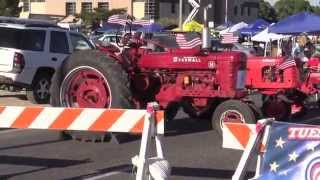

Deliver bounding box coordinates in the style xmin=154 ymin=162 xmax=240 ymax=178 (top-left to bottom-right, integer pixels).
xmin=211 ymin=39 xmax=256 ymax=57
xmin=0 ymin=17 xmax=94 ymax=104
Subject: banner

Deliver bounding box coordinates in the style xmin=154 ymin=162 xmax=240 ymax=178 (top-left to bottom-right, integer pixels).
xmin=260 ymin=121 xmax=320 ymax=180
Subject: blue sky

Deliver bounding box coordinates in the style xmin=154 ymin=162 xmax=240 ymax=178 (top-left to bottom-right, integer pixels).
xmin=266 ymin=0 xmax=319 ymax=6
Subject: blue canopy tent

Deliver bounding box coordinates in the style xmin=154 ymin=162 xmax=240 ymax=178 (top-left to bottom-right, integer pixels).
xmin=239 ymin=19 xmax=269 ymax=36
xmin=268 ymin=12 xmax=320 ymax=34
xmin=216 ymin=21 xmax=233 ymax=31
xmin=96 ymin=23 xmax=123 ymax=33
xmin=96 ymin=22 xmax=143 ymax=33
xmin=129 ymin=23 xmax=144 ymax=31
xmin=137 ymin=23 xmax=164 ymax=33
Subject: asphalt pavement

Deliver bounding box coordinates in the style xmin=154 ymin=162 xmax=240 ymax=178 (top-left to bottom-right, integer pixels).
xmin=0 ymin=90 xmax=319 ymax=180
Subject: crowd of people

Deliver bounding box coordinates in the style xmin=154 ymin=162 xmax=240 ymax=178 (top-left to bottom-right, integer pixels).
xmin=273 ymin=34 xmax=320 ymax=60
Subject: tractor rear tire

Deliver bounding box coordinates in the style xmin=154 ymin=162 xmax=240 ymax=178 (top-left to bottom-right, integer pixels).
xmin=50 ymin=50 xmax=132 ymax=142
xmin=212 ymin=100 xmax=256 ymax=137
xmin=262 ymin=99 xmax=291 ymax=121
xmin=181 ymin=99 xmax=218 ymax=119
xmin=165 ymin=102 xmax=180 ymax=122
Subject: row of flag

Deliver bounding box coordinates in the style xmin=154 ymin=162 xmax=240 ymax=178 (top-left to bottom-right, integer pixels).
xmin=220 ymin=32 xmax=239 ymax=44
xmin=175 ymin=33 xmax=202 ymax=49
xmin=107 ymin=14 xmax=151 ymax=26
xmin=277 ymin=59 xmax=297 ymax=70
xmin=107 ymin=14 xmax=239 ymax=48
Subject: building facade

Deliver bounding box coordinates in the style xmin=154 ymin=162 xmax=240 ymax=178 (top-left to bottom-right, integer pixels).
xmin=266 ymin=0 xmax=319 ymax=6
xmin=20 ymin=0 xmax=259 ymax=26
xmin=20 ymin=0 xmax=132 ymax=18
xmin=134 ymin=0 xmax=259 ymax=26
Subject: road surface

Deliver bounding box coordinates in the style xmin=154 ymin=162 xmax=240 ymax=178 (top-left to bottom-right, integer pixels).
xmin=0 ymin=90 xmax=318 ymax=180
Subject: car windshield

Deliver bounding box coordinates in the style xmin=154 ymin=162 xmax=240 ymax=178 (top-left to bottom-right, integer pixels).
xmin=0 ymin=27 xmax=45 ymax=51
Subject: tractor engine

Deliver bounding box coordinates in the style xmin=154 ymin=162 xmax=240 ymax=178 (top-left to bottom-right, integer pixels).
xmin=136 ymin=49 xmax=247 ymax=109
xmin=246 ymin=56 xmax=300 ymax=91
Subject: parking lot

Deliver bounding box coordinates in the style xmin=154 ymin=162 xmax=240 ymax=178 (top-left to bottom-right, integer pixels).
xmin=0 ymin=90 xmax=249 ymax=180
xmin=0 ymin=90 xmax=319 ymax=180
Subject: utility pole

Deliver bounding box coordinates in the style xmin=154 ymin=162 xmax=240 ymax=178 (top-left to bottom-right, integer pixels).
xmin=179 ymin=0 xmax=183 ymax=30
xmin=202 ymin=3 xmax=212 ymax=49
xmin=29 ymin=0 xmax=31 ymax=13
xmin=225 ymin=0 xmax=228 ymax=24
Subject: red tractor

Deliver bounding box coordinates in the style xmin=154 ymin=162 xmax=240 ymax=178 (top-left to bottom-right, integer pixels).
xmin=51 ymin=25 xmax=307 ymax=140
xmin=296 ymin=55 xmax=320 ymax=108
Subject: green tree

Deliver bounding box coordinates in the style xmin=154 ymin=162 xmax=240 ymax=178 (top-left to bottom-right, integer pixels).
xmin=274 ymin=0 xmax=313 ymax=20
xmin=79 ymin=8 xmax=126 ymax=27
xmin=0 ymin=0 xmax=20 ymax=17
xmin=312 ymin=6 xmax=320 ymax=15
xmin=258 ymin=0 xmax=277 ymax=22
xmin=157 ymin=18 xmax=178 ymax=27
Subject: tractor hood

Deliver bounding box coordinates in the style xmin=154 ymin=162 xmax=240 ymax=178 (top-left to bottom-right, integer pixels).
xmin=138 ymin=49 xmax=246 ymax=70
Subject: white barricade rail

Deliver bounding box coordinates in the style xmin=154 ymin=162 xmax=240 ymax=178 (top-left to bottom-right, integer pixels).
xmin=222 ymin=122 xmax=257 ymax=150
xmin=0 ymin=102 xmax=169 ymax=180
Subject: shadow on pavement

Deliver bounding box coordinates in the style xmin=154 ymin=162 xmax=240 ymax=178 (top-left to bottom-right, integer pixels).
xmin=0 ymin=94 xmax=27 ymax=100
xmin=165 ymin=118 xmax=213 ymax=137
xmin=293 ymin=108 xmax=320 ymax=125
xmin=63 ymin=164 xmax=133 ymax=180
xmin=100 ymin=117 xmax=214 ymax=144
xmin=172 ymin=166 xmax=254 ymax=179
xmin=0 ymin=139 xmax=66 ymax=151
xmin=0 ymin=155 xmax=90 ymax=179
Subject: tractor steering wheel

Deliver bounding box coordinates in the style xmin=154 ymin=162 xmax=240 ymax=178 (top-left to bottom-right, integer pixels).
xmin=116 ymin=32 xmax=131 ymax=47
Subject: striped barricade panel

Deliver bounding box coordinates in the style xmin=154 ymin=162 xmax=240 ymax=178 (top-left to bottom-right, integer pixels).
xmin=222 ymin=122 xmax=257 ymax=150
xmin=0 ymin=106 xmax=164 ymax=134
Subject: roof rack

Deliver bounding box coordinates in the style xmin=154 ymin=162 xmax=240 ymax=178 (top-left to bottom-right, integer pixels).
xmin=0 ymin=16 xmax=59 ymax=28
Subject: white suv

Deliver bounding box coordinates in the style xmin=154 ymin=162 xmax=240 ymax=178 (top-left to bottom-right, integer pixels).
xmin=0 ymin=17 xmax=94 ymax=104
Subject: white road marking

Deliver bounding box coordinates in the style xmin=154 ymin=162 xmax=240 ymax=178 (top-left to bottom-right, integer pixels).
xmin=84 ymin=167 xmax=132 ymax=180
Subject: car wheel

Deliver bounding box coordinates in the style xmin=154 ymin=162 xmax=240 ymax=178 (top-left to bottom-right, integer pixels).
xmin=26 ymin=73 xmax=51 ymax=104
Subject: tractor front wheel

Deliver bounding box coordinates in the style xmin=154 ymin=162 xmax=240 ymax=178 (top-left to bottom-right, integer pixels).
xmin=212 ymin=100 xmax=256 ymax=136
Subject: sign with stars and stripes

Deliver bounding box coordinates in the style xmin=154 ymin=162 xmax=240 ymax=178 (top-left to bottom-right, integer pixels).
xmin=259 ymin=121 xmax=320 ymax=180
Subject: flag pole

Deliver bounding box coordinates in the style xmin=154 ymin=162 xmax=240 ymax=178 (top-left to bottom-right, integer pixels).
xmin=179 ymin=0 xmax=183 ymax=30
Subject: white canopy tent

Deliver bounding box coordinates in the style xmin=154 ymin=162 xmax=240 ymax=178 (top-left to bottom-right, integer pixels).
xmin=220 ymin=22 xmax=248 ymax=34
xmin=252 ymin=25 xmax=291 ymax=57
xmin=251 ymin=27 xmax=290 ymax=42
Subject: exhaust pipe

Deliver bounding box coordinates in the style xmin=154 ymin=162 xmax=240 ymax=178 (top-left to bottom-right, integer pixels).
xmin=202 ymin=3 xmax=212 ymax=49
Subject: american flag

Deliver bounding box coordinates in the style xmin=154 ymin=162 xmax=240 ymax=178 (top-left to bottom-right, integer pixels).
xmin=277 ymin=59 xmax=296 ymax=70
xmin=108 ymin=14 xmax=151 ymax=26
xmin=220 ymin=32 xmax=239 ymax=44
xmin=107 ymin=15 xmax=128 ymax=26
xmin=132 ymin=19 xmax=151 ymax=26
xmin=175 ymin=33 xmax=202 ymax=49
xmin=259 ymin=121 xmax=320 ymax=180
